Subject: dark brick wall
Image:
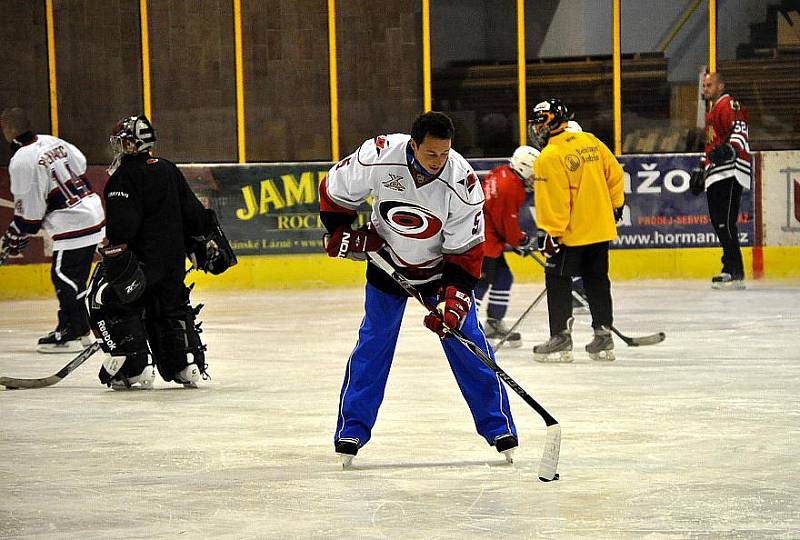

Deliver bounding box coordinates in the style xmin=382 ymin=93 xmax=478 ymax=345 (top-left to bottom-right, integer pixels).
xmin=54 ymin=0 xmax=143 ymax=164
xmin=148 ymin=0 xmax=238 ymax=162
xmin=0 ymin=2 xmax=49 ymax=166
xmin=242 ymin=0 xmax=331 ymax=162
xmin=336 ymin=1 xmax=423 ymax=155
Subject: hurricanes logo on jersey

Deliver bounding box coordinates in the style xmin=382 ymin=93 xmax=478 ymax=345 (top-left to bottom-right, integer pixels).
xmin=379 ymin=201 xmax=442 ymax=239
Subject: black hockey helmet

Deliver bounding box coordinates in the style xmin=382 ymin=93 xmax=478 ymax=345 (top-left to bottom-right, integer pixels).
xmin=528 ymin=99 xmax=570 ymax=146
xmin=109 ymin=114 xmax=156 ymax=155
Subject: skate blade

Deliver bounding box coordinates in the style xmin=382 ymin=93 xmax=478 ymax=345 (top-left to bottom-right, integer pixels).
xmin=36 ymin=343 xmax=85 ymax=354
xmin=588 ymin=350 xmax=615 ymax=361
xmin=711 ymin=281 xmax=745 ymax=290
xmin=501 ymin=448 xmax=515 ymax=464
xmin=533 ymin=350 xmax=574 ymax=363
xmin=338 ymin=453 xmax=355 ymax=469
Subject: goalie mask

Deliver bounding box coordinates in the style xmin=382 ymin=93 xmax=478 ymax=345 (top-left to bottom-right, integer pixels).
xmin=509 ymin=145 xmax=539 ymax=191
xmin=108 ymin=114 xmax=156 ymax=174
xmin=528 ymin=99 xmax=570 ymax=146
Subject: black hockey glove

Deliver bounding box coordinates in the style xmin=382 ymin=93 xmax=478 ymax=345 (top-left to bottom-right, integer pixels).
xmin=708 ymin=143 xmax=736 ymax=166
xmin=512 ymin=232 xmax=536 ymax=256
xmin=613 ymin=206 xmax=624 ymax=224
xmin=536 ymin=229 xmax=560 ymax=258
xmin=98 ymin=244 xmax=146 ymax=305
xmin=188 ymin=209 xmax=238 ymax=275
xmin=1 ymin=223 xmax=30 ymax=257
xmin=689 ymin=167 xmax=706 ymax=196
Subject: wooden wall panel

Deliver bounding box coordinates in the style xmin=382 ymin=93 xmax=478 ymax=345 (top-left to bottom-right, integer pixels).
xmin=148 ymin=0 xmax=237 ymax=162
xmin=242 ymin=0 xmax=331 ymax=162
xmin=336 ymin=1 xmax=422 ymax=154
xmin=0 ymin=3 xmax=49 ymax=166
xmin=54 ymin=1 xmax=143 ymax=164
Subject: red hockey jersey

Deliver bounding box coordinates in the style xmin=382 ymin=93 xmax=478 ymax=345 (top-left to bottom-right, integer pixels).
xmin=703 ymin=94 xmax=752 ymax=190
xmin=481 ymin=164 xmax=527 ymax=258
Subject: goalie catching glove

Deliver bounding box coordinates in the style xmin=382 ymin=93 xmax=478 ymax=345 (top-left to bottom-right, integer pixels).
xmin=423 ymin=285 xmax=471 ymax=337
xmin=323 ymin=222 xmax=384 ymax=261
xmin=536 ymin=229 xmax=561 ymax=258
xmin=1 ymin=223 xmax=30 ymax=257
xmin=187 ymin=209 xmax=237 ymax=275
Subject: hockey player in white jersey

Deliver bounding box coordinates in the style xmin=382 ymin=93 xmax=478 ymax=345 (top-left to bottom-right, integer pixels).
xmin=320 ymin=111 xmax=517 ymax=467
xmin=1 ymin=108 xmax=105 ymax=353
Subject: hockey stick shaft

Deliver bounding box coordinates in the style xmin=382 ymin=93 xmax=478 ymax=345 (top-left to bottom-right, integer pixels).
xmin=493 ymin=287 xmax=547 ymax=351
xmin=0 ymin=341 xmax=101 ymax=389
xmin=527 ymin=252 xmax=665 ymax=347
xmin=366 ymin=252 xmax=560 ymax=481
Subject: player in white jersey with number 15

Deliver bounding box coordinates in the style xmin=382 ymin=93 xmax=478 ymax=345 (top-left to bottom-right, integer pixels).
xmin=1 ymin=107 xmax=105 ymax=353
xmin=320 ymin=111 xmax=517 ymax=467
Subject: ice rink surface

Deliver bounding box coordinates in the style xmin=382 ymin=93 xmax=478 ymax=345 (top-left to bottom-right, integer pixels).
xmin=1 ymin=278 xmax=798 ymax=539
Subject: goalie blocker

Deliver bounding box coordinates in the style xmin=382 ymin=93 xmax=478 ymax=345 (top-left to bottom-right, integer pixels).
xmin=187 ymin=208 xmax=237 ymax=275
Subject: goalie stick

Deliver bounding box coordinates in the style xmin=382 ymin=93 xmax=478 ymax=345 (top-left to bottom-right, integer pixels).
xmin=367 ymin=251 xmax=560 ymax=481
xmin=0 ymin=341 xmax=101 ymax=390
xmin=493 ymin=287 xmax=547 ymax=351
xmin=528 ymin=252 xmax=666 ymax=347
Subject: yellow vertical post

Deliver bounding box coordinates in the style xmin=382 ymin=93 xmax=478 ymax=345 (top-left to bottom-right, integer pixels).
xmin=327 ymin=0 xmax=340 ymax=161
xmin=233 ymin=0 xmax=247 ymax=163
xmin=422 ymin=0 xmax=432 ymax=112
xmin=45 ymin=0 xmax=58 ymax=136
xmin=612 ymin=0 xmax=622 ymax=155
xmin=140 ymin=0 xmax=152 ymax=120
xmin=516 ymin=0 xmax=527 ymax=146
xmin=708 ymin=0 xmax=717 ymax=73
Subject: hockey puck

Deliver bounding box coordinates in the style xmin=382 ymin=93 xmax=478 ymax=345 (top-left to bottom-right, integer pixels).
xmin=539 ymin=473 xmax=560 ymax=482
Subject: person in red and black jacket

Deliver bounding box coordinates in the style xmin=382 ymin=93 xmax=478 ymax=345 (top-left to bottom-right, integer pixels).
xmin=473 ymin=145 xmax=538 ymax=348
xmin=697 ymin=71 xmax=752 ymax=289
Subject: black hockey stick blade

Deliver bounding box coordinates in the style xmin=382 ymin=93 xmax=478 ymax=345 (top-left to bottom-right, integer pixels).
xmin=494 ymin=287 xmax=547 ymax=351
xmin=527 ymin=252 xmax=666 ymax=347
xmin=0 ymin=341 xmax=101 ymax=389
xmin=366 ymin=251 xmax=560 ymax=481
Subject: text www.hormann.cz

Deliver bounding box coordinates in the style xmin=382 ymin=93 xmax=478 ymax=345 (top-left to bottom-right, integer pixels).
xmin=613 ymin=231 xmax=749 ymax=247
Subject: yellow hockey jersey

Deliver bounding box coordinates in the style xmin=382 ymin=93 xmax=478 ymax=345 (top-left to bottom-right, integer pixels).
xmin=533 ymin=130 xmax=624 ymax=246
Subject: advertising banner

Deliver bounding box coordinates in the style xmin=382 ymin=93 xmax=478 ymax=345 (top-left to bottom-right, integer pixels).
xmin=760 ymin=150 xmax=800 ymax=246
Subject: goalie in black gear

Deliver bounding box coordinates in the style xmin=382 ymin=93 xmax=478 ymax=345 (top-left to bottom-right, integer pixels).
xmin=87 ymin=114 xmax=235 ymax=389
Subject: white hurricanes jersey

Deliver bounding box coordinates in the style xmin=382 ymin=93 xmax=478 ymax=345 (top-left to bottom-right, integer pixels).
xmin=9 ymin=134 xmax=105 ymax=251
xmin=325 ymin=133 xmax=484 ymax=284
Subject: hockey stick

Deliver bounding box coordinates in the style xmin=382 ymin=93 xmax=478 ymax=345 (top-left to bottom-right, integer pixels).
xmin=528 ymin=252 xmax=666 ymax=347
xmin=0 ymin=341 xmax=101 ymax=390
xmin=493 ymin=287 xmax=547 ymax=351
xmin=367 ymin=251 xmax=560 ymax=481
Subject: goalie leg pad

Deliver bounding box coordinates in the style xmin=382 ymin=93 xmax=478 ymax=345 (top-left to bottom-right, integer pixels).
xmin=149 ymin=306 xmax=208 ymax=384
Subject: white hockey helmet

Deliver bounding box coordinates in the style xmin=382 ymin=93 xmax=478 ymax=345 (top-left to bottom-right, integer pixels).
xmin=566 ymin=120 xmax=583 ymax=132
xmin=509 ymin=145 xmax=540 ymax=190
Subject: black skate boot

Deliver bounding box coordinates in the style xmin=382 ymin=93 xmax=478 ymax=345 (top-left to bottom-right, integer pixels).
xmin=335 ymin=438 xmax=359 ymax=469
xmin=37 ymin=327 xmax=92 ymax=354
xmin=711 ymin=272 xmax=745 ymax=290
xmin=485 ymin=318 xmax=522 ymax=348
xmin=533 ymin=317 xmax=574 ymax=363
xmin=585 ymin=326 xmax=615 ymax=361
xmin=493 ymin=433 xmax=518 ymax=464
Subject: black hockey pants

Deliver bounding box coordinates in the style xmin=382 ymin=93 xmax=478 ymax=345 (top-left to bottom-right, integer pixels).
xmin=706 ymin=177 xmax=744 ymax=279
xmin=51 ymin=244 xmax=96 ymax=336
xmin=543 ymin=241 xmax=613 ymax=336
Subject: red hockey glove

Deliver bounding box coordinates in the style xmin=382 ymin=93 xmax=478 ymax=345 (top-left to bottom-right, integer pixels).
xmin=323 ymin=223 xmax=384 ymax=261
xmin=512 ymin=232 xmax=536 ymax=256
xmin=1 ymin=223 xmax=30 ymax=257
xmin=536 ymin=229 xmax=560 ymax=258
xmin=423 ymin=285 xmax=471 ymax=337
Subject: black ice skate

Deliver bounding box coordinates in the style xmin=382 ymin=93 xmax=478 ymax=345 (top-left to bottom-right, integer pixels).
xmin=335 ymin=438 xmax=359 ymax=468
xmin=533 ymin=317 xmax=574 ymax=363
xmin=585 ymin=326 xmax=615 ymax=361
xmin=711 ymin=272 xmax=745 ymax=290
xmin=493 ymin=433 xmax=518 ymax=464
xmin=484 ymin=318 xmax=522 ymax=348
xmin=37 ymin=328 xmax=93 ymax=354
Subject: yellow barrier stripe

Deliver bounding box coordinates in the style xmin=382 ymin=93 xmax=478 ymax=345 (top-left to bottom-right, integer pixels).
xmin=327 ymin=0 xmax=340 ymax=161
xmin=45 ymin=0 xmax=58 ymax=136
xmin=233 ymin=0 xmax=246 ymax=163
xmin=516 ymin=0 xmax=527 ymax=145
xmin=422 ymin=0 xmax=432 ymax=112
xmin=140 ymin=0 xmax=152 ymax=119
